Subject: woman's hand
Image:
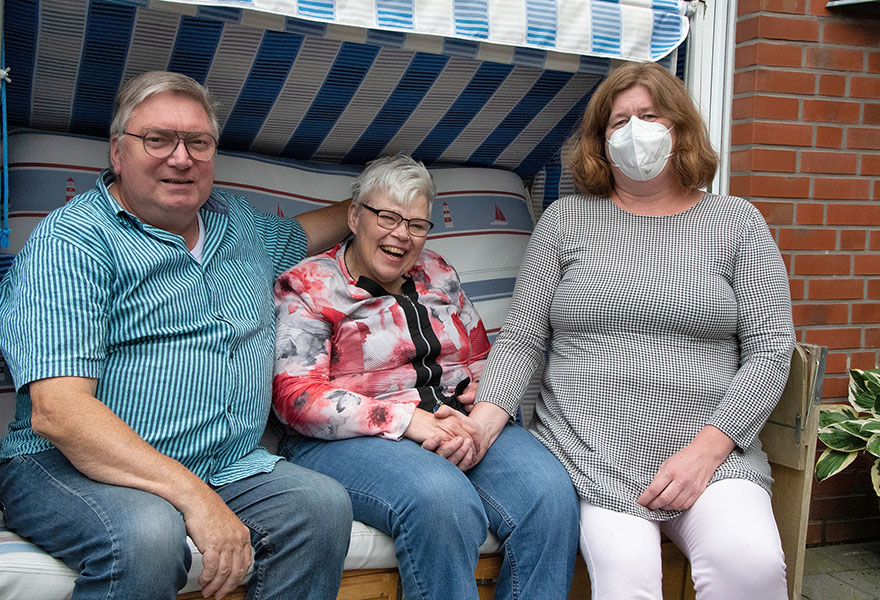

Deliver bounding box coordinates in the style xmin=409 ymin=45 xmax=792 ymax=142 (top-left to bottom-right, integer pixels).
xmin=423 ymin=402 xmax=511 ymax=472
xmin=455 ymin=381 xmax=479 ymax=413
xmin=637 ymin=425 xmax=735 ymax=512
xmin=405 ymin=407 xmax=481 ymax=469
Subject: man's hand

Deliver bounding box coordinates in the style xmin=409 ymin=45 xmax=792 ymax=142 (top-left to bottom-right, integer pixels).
xmin=637 ymin=425 xmax=735 ymax=512
xmin=183 ymin=491 xmax=253 ymax=599
xmin=29 ymin=376 xmax=254 ymax=599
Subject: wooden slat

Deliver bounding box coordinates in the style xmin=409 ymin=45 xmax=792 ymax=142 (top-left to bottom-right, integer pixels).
xmin=336 ymin=568 xmax=399 ymax=600
xmin=762 ymin=345 xmax=813 ymax=470
xmin=568 ymin=555 xmax=590 ymax=599
xmin=762 ymin=343 xmax=827 ymax=600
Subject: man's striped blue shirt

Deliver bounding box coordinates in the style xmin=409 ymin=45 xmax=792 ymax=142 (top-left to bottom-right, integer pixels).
xmin=0 ymin=170 xmax=308 ymax=485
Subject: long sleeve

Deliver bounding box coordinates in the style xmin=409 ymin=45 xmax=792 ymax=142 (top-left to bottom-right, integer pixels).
xmin=707 ymin=206 xmax=795 ymax=449
xmin=272 ymin=266 xmax=417 ymax=440
xmin=475 ymin=201 xmax=561 ymax=416
xmin=454 ymin=273 xmax=491 ymax=382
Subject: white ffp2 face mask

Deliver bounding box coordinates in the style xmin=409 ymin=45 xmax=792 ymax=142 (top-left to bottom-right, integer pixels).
xmin=606 ymin=116 xmax=673 ymax=182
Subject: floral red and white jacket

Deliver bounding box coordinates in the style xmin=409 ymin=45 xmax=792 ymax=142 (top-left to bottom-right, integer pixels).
xmin=272 ymin=242 xmax=490 ymax=441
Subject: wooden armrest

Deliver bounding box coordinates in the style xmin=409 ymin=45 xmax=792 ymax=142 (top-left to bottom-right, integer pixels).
xmin=761 ymin=342 xmax=828 ymax=470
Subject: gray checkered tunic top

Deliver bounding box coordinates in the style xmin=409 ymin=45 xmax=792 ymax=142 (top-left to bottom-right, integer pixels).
xmin=476 ymin=193 xmax=795 ymax=520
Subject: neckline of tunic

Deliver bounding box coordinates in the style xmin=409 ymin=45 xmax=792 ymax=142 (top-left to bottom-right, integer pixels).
xmin=606 ymin=190 xmax=710 ymax=220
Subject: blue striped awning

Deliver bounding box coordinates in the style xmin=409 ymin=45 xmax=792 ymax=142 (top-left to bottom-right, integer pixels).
xmin=170 ymin=0 xmax=690 ymax=63
xmin=2 ymin=0 xmax=689 ymax=180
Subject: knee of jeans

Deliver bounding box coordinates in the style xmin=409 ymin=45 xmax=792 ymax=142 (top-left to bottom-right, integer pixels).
xmin=502 ymin=466 xmax=578 ymax=531
xmin=276 ymin=476 xmax=351 ymax=562
xmin=534 ymin=472 xmax=578 ymax=517
xmin=116 ymin=500 xmax=189 ymax=564
xmin=398 ymin=470 xmax=487 ymax=543
xmin=83 ymin=497 xmax=189 ymax=592
xmin=299 ymin=474 xmax=353 ymax=539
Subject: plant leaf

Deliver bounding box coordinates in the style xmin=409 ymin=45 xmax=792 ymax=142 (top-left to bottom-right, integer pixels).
xmin=867 ymin=434 xmax=880 ymax=458
xmin=861 ymin=420 xmax=880 ymax=436
xmin=838 ymin=419 xmax=872 ymax=440
xmin=818 ymin=423 xmax=869 ymax=451
xmin=850 ymin=370 xmax=879 ymax=413
xmin=863 ymin=369 xmax=880 ymax=394
xmin=820 ymin=404 xmax=860 ymax=428
xmin=872 ymin=458 xmax=880 ymax=497
xmin=816 ymin=448 xmax=858 ymax=482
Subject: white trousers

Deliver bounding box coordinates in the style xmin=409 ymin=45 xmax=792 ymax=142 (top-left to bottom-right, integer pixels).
xmin=578 ymin=479 xmax=788 ymax=600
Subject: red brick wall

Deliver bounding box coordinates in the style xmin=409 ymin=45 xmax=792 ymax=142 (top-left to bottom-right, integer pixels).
xmin=731 ymin=0 xmax=880 ymax=544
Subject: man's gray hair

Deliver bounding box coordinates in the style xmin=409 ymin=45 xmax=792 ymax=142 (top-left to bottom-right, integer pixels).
xmin=352 ymin=154 xmax=436 ymax=213
xmin=110 ymin=71 xmax=220 ymax=142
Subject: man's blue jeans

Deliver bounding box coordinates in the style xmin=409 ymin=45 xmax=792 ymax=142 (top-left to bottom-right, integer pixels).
xmin=282 ymin=423 xmax=579 ymax=600
xmin=0 ymin=449 xmax=353 ymax=600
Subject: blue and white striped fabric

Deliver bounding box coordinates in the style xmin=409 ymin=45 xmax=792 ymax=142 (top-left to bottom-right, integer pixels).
xmin=168 ymin=0 xmax=689 ymax=62
xmin=3 ymin=130 xmax=532 ymax=338
xmin=5 ymin=0 xmax=635 ymax=181
xmin=2 ymin=1 xmax=688 ymax=240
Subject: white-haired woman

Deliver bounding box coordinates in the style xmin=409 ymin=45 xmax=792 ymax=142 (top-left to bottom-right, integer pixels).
xmin=272 ymin=155 xmax=579 ymax=600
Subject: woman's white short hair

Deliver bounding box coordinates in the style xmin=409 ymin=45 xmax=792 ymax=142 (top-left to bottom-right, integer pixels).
xmin=110 ymin=71 xmax=219 ymax=142
xmin=352 ymin=154 xmax=436 ymax=213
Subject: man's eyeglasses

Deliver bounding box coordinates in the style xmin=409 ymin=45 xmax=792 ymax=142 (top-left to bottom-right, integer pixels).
xmin=361 ymin=204 xmax=434 ymax=238
xmin=123 ymin=129 xmax=218 ymax=162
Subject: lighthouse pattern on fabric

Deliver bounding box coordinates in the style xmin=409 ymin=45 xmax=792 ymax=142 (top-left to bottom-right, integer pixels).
xmin=65 ymin=178 xmax=76 ymax=203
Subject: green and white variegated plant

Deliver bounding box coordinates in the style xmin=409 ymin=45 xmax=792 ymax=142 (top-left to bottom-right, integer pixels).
xmin=815 ymin=368 xmax=880 ymax=496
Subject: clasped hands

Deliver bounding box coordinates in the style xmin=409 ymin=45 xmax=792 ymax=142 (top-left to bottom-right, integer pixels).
xmin=404 ymin=381 xmax=493 ymax=471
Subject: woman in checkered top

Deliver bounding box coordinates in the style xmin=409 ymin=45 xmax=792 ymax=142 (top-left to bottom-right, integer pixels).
xmin=467 ymin=62 xmax=795 ymax=599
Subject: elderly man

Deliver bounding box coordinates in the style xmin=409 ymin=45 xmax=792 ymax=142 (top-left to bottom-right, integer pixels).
xmin=0 ymin=71 xmax=353 ymax=600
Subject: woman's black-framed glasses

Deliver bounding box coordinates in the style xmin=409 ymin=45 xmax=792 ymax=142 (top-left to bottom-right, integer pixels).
xmin=123 ymin=129 xmax=218 ymax=162
xmin=361 ymin=204 xmax=434 ymax=238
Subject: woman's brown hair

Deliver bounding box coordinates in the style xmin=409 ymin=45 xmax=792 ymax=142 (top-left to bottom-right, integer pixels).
xmin=566 ymin=62 xmax=718 ymax=197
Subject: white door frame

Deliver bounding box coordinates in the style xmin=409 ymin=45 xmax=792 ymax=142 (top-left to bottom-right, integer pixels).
xmin=685 ymin=0 xmax=737 ymax=196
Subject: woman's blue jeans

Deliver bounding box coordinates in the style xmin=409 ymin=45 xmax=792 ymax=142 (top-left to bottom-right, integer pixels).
xmin=0 ymin=448 xmax=353 ymax=600
xmin=282 ymin=422 xmax=579 ymax=600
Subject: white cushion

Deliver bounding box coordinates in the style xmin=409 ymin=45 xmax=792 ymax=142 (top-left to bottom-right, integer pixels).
xmin=0 ymin=511 xmax=500 ymax=599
